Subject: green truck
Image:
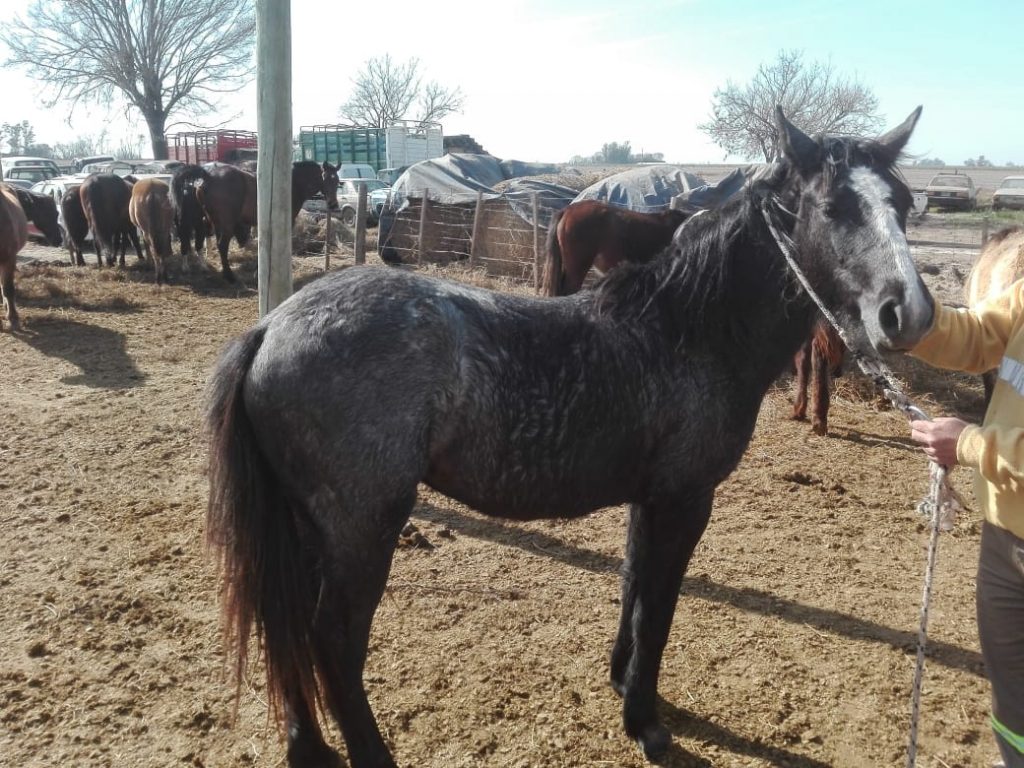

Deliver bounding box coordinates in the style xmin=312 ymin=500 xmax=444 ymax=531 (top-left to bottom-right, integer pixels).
xmin=296 ymin=120 xmax=443 ymax=178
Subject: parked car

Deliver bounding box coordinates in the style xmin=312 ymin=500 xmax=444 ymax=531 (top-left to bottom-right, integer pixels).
xmin=5 ymin=164 xmax=61 ymax=186
xmin=72 ymin=154 xmax=115 ymax=172
xmin=31 ymin=176 xmax=85 ymax=241
xmin=992 ymin=176 xmax=1024 ymax=211
xmin=304 ymin=178 xmax=391 ymax=227
xmin=3 ymin=178 xmax=34 ymax=190
xmin=2 ymin=155 xmax=61 ymax=177
xmin=924 ymin=171 xmax=977 ymax=211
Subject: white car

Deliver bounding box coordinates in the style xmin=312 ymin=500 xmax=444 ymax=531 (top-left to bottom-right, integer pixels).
xmin=992 ymin=176 xmax=1024 ymax=211
xmin=31 ymin=176 xmax=85 ymax=242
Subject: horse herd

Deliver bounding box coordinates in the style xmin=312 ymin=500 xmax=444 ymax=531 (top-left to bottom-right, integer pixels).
xmin=0 ymin=160 xmax=344 ymax=329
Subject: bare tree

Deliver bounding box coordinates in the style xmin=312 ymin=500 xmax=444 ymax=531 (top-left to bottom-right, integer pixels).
xmin=699 ymin=50 xmax=883 ymax=162
xmin=340 ymin=55 xmax=464 ymax=128
xmin=1 ymin=0 xmax=255 ymax=159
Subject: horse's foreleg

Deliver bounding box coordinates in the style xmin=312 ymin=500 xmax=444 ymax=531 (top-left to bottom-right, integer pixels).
xmin=615 ymin=493 xmax=714 ymax=762
xmin=810 ymin=341 xmax=831 ymax=436
xmin=792 ymin=338 xmax=810 ymax=421
xmin=0 ymin=262 xmax=18 ymax=332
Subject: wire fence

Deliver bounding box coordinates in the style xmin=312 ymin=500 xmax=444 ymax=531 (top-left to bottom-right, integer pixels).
xmin=376 ymin=190 xmax=568 ymax=287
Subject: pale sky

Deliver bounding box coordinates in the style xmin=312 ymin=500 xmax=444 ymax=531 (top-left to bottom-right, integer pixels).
xmin=0 ymin=0 xmax=1021 ymax=165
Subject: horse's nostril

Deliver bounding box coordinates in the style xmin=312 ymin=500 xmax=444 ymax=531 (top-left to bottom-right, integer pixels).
xmin=878 ymin=298 xmax=902 ymax=339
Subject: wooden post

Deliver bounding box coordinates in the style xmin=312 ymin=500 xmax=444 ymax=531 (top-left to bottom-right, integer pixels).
xmin=256 ymin=0 xmax=293 ymax=317
xmin=417 ymin=189 xmax=429 ymax=264
xmin=469 ymin=190 xmax=484 ymax=267
xmin=323 ymin=210 xmax=332 ymax=272
xmin=532 ymin=192 xmax=541 ymax=292
xmin=355 ymin=182 xmax=367 ymax=265
xmin=981 ymin=216 xmax=990 ymax=248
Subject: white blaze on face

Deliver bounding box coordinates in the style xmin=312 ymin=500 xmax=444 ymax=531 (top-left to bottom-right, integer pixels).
xmin=847 ymin=167 xmax=916 ymax=285
xmin=844 ymin=166 xmax=933 ymax=349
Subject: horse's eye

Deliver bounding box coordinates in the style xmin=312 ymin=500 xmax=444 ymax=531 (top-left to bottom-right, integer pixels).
xmin=822 ymin=202 xmax=839 ymax=219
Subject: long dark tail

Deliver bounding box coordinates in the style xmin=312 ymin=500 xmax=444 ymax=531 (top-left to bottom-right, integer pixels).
xmin=542 ymin=207 xmax=565 ymax=296
xmin=170 ymin=164 xmax=211 ymax=214
xmin=206 ymin=325 xmax=322 ymax=733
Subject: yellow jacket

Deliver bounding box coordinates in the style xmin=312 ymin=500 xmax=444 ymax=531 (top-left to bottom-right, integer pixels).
xmin=912 ymin=278 xmax=1024 ymax=539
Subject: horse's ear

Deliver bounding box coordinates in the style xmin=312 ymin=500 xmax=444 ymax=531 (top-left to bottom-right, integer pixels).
xmin=876 ymin=106 xmax=922 ymax=161
xmin=775 ymin=106 xmax=820 ymax=176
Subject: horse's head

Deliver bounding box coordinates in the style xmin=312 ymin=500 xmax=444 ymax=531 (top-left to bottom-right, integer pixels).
xmin=16 ymin=189 xmax=63 ymax=247
xmin=321 ymin=162 xmax=340 ymax=212
xmin=773 ymin=106 xmax=932 ymax=352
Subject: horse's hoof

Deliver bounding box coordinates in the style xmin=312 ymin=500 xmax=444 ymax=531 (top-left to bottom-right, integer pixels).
xmin=812 ymin=422 xmax=827 ymax=436
xmin=637 ymin=723 xmax=671 ymax=763
xmin=222 ymin=270 xmax=237 ymax=283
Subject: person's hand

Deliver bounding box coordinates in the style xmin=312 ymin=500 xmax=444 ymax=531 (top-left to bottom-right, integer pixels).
xmin=910 ymin=417 xmax=970 ymax=467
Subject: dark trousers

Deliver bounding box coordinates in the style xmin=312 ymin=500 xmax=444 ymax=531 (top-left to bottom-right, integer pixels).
xmin=977 ymin=521 xmax=1024 ymax=766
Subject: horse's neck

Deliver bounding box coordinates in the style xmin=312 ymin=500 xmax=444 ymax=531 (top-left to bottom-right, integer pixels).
xmin=723 ymin=240 xmax=814 ymax=388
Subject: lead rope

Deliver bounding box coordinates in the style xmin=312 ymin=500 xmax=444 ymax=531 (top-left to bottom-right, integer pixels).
xmin=759 ymin=199 xmax=959 ymax=768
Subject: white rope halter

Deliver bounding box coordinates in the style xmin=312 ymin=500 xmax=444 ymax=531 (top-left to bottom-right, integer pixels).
xmin=759 ymin=198 xmax=959 ymax=768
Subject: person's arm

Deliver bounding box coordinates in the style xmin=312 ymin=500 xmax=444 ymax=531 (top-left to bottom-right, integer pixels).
xmin=911 ymin=418 xmax=1024 ymax=489
xmin=958 ymin=423 xmax=1024 ymax=489
xmin=912 ymin=278 xmax=1024 ymax=374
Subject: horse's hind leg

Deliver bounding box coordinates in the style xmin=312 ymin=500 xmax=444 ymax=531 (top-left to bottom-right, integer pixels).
xmin=0 ymin=260 xmax=18 ymax=332
xmin=611 ymin=492 xmax=714 ymax=761
xmin=216 ymin=233 xmax=235 ymax=282
xmin=792 ymin=338 xmax=811 ymax=422
xmin=285 ymin=492 xmax=412 ymax=768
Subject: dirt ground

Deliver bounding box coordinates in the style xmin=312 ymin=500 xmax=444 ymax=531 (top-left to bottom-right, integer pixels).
xmin=0 ymin=235 xmax=1002 ymax=768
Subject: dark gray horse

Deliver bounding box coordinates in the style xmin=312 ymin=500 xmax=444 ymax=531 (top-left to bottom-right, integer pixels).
xmin=207 ymin=108 xmax=932 ymax=768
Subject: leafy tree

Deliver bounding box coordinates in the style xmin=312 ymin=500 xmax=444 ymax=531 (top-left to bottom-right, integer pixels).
xmin=1 ymin=0 xmax=256 ymax=159
xmin=340 ymin=55 xmax=464 ymax=128
xmin=914 ymin=157 xmax=946 ymax=167
xmin=964 ymin=155 xmax=993 ymax=167
xmin=597 ymin=141 xmax=633 ymax=164
xmin=1 ymin=121 xmax=36 ymax=154
xmin=699 ymin=50 xmax=883 ymax=162
xmin=52 ymin=132 xmax=113 ymax=162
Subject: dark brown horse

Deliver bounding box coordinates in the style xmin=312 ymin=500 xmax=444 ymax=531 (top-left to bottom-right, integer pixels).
xmin=179 ymin=161 xmax=341 ymax=281
xmin=79 ymin=173 xmax=143 ymax=267
xmin=542 ymin=200 xmax=690 ymax=296
xmin=791 ymin=321 xmax=846 ymax=435
xmin=1 ymin=184 xmax=61 ymax=331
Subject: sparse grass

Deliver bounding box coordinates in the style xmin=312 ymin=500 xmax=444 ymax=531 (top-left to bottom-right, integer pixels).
xmin=955 ymin=208 xmax=1024 ymax=228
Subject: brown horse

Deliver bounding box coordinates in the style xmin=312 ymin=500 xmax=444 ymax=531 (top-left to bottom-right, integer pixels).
xmin=966 ymin=225 xmax=1024 ymax=401
xmin=79 ymin=173 xmax=143 ymax=267
xmin=542 ymin=200 xmax=690 ymax=296
xmin=180 ymin=160 xmax=341 ymax=281
xmin=129 ymin=178 xmax=175 ymax=285
xmin=791 ymin=321 xmax=846 ymax=435
xmin=0 ymin=184 xmax=62 ymax=331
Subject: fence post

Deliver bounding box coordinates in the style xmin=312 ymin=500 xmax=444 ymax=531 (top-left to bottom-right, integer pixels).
xmin=417 ymin=189 xmax=430 ymax=265
xmin=981 ymin=216 xmax=990 ymax=248
xmin=469 ymin=190 xmax=484 ymax=268
xmin=355 ymin=182 xmax=367 ymax=265
xmin=323 ymin=210 xmax=332 ymax=272
xmin=532 ymin=191 xmax=541 ymax=292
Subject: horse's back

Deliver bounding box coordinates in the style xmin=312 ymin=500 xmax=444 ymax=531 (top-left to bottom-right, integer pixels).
xmin=967 ymin=226 xmax=1024 ymax=306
